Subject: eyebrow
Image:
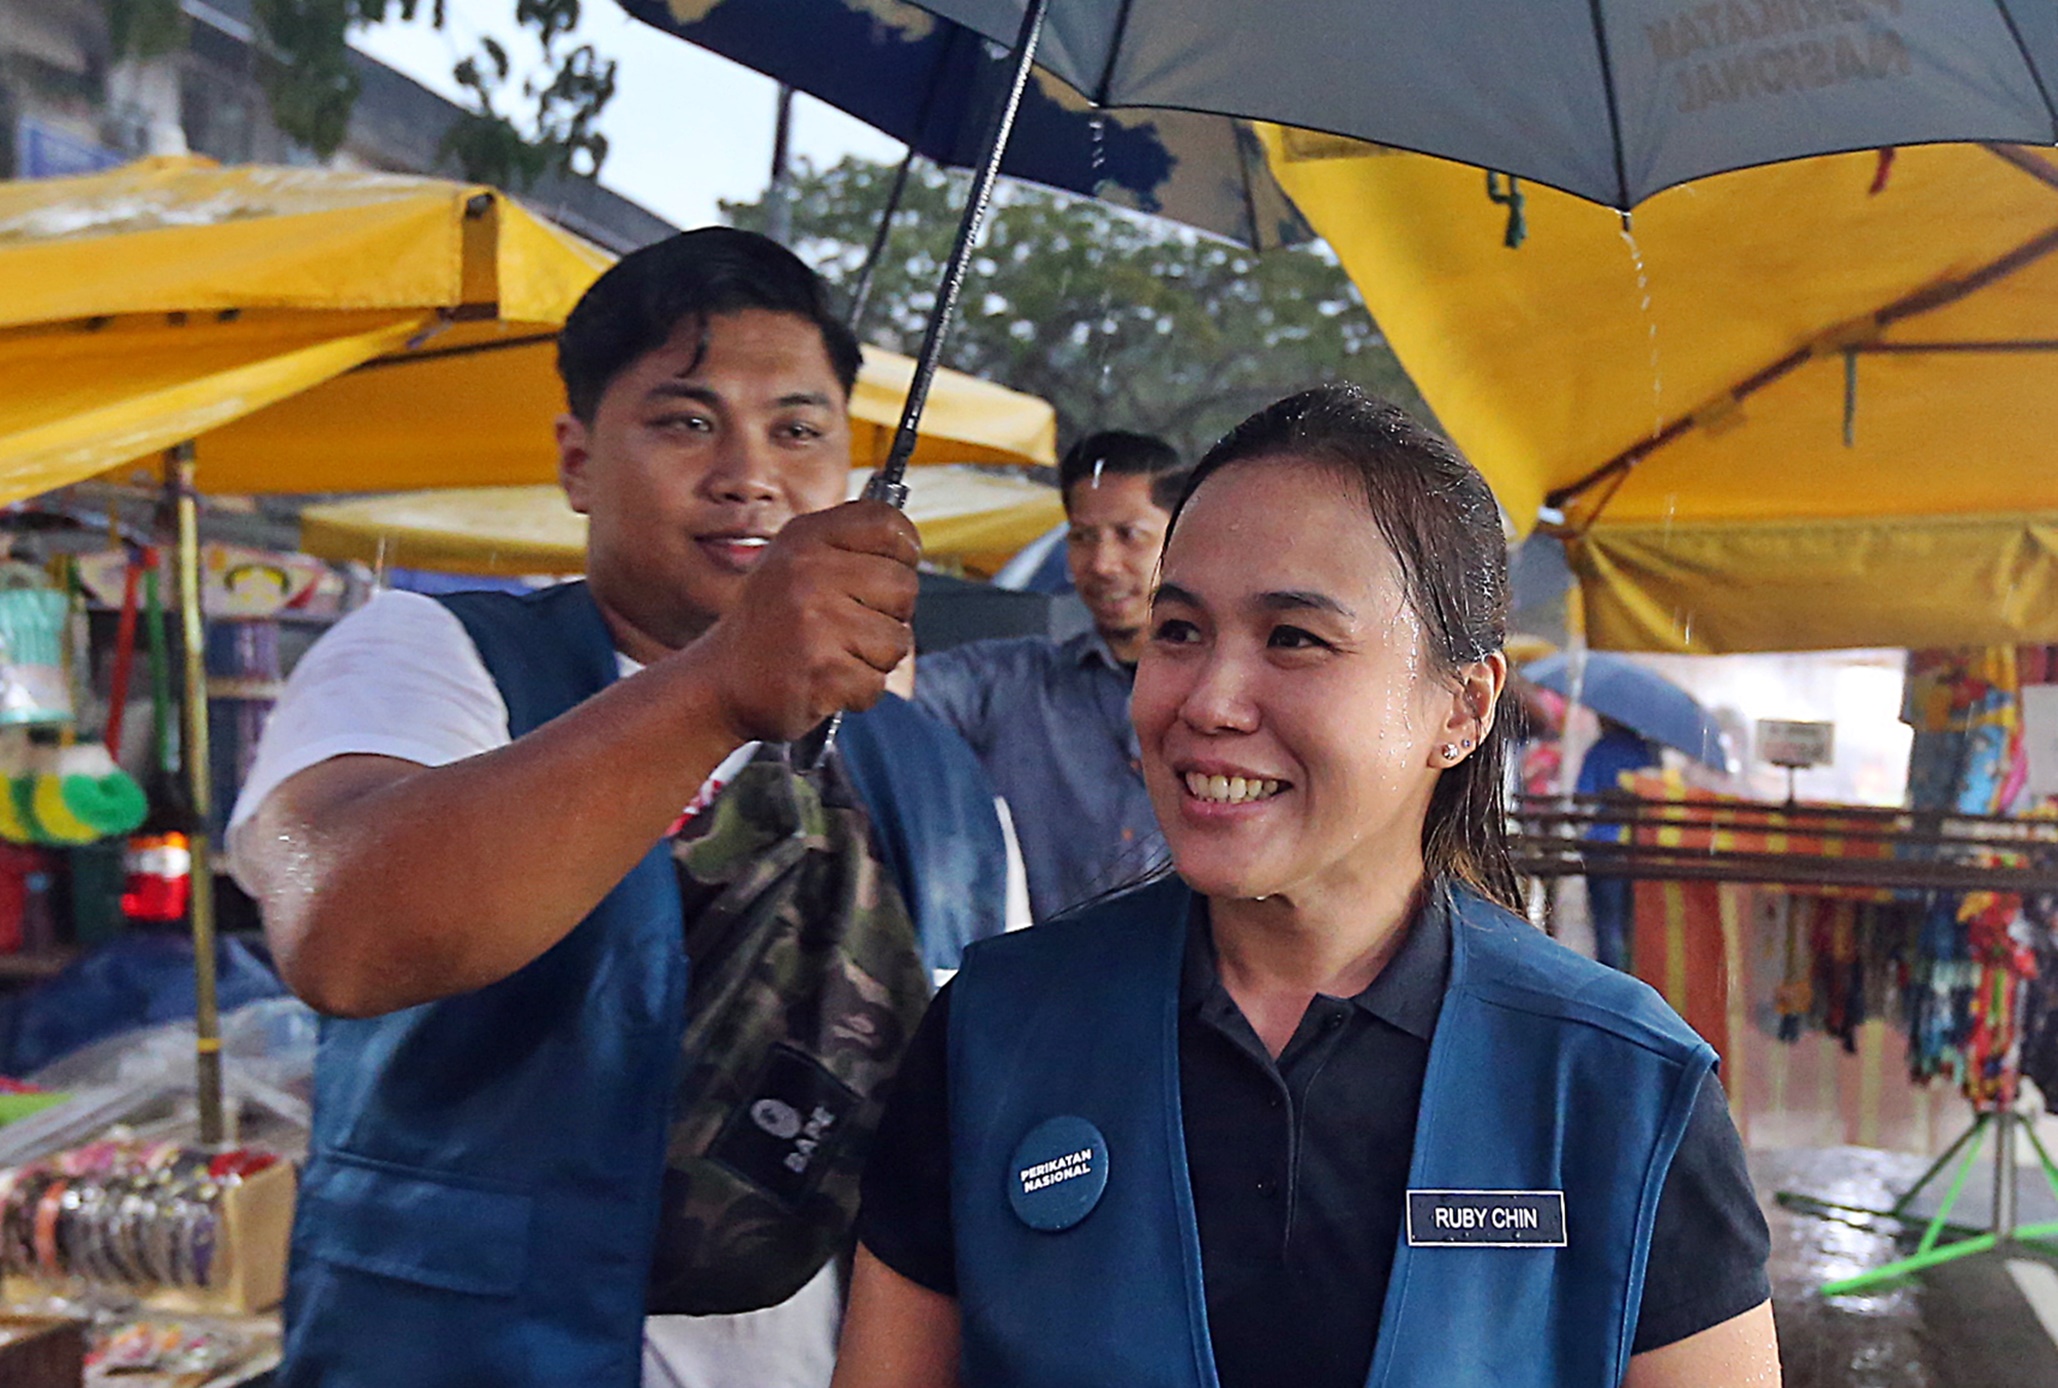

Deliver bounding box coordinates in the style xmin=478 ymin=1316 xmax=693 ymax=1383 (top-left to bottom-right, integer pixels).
xmin=645 ymin=381 xmax=719 ymax=406
xmin=1256 ymin=589 xmax=1354 ymax=619
xmin=643 ymin=383 xmax=837 ymax=411
xmin=1152 ymin=583 xmax=1353 ymax=620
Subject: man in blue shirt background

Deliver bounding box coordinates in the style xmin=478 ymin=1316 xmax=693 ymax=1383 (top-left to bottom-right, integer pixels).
xmin=916 ymin=431 xmax=1188 ymax=920
xmin=1578 ymin=717 xmax=1661 ymax=970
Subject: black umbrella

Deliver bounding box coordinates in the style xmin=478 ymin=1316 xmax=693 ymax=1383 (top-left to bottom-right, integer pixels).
xmin=858 ymin=0 xmax=2058 ymax=500
xmin=794 ymin=0 xmax=2057 ymax=751
xmin=616 ymin=0 xmax=1310 ymax=252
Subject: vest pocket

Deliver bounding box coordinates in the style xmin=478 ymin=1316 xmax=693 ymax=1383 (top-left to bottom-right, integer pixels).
xmin=297 ymin=1150 xmax=532 ymax=1297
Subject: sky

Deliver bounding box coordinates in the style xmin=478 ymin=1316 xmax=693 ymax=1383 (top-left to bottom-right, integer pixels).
xmin=349 ymin=0 xmax=903 ymax=229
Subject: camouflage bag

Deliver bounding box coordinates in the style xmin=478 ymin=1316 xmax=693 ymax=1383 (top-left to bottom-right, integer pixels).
xmin=645 ymin=742 xmax=931 ymax=1315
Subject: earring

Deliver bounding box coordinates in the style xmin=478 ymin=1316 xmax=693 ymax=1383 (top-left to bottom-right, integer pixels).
xmin=1461 ymin=738 xmax=1475 ymax=748
xmin=1440 ymin=743 xmax=1460 ymax=762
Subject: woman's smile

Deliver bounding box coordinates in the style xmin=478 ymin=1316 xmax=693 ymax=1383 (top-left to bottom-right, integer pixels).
xmin=1133 ymin=458 xmax=1453 ymax=910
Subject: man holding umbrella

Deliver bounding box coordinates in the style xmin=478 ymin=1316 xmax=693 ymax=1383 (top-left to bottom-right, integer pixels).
xmin=228 ymin=228 xmax=1004 ymax=1386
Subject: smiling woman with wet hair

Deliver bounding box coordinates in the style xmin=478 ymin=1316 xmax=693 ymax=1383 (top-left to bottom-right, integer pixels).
xmin=833 ymin=385 xmax=1779 ymax=1388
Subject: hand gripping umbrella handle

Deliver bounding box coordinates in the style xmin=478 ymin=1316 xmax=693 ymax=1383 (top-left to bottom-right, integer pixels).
xmin=789 ymin=469 xmax=912 ymax=773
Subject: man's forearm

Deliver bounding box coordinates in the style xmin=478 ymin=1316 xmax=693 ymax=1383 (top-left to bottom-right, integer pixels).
xmin=250 ymin=651 xmax=744 ymax=1018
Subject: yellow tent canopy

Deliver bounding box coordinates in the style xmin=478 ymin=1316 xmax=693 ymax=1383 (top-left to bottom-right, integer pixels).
xmin=1262 ymin=132 xmax=2058 ymax=653
xmin=297 ymin=467 xmax=1065 ymax=578
xmin=0 ymin=157 xmax=1054 ymax=504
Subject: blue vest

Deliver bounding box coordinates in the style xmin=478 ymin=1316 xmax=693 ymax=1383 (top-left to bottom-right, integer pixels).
xmin=279 ymin=581 xmax=1003 ymax=1386
xmin=948 ymin=878 xmax=1715 ymax=1388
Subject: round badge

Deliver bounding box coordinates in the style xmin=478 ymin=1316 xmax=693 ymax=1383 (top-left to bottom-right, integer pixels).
xmin=1007 ymin=1115 xmax=1109 ymax=1233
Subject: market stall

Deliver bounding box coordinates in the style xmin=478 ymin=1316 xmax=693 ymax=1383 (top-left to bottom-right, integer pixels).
xmin=0 ymin=155 xmax=1061 ymax=1382
xmin=1259 ymin=134 xmax=2058 ymax=654
xmin=295 ymin=464 xmax=1065 ymax=580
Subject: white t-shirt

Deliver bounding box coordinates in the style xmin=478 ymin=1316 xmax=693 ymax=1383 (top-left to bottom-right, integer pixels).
xmin=225 ymin=588 xmax=829 ymax=1388
xmin=226 ymin=589 xmax=756 ymax=869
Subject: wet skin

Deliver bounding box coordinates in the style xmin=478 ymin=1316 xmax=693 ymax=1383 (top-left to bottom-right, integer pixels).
xmin=1133 ymin=458 xmax=1464 ymax=915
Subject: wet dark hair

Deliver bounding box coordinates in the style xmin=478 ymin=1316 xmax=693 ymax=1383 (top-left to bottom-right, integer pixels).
xmin=1059 ymin=430 xmax=1189 ymax=513
xmin=1171 ymin=384 xmax=1520 ymax=910
xmin=556 ymin=227 xmax=863 ymax=422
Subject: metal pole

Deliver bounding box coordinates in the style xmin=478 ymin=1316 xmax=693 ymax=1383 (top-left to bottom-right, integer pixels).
xmin=792 ymin=0 xmax=1049 ymax=774
xmin=867 ymin=0 xmax=1051 ymax=506
xmin=847 ymin=146 xmax=917 ymax=334
xmin=766 ymin=83 xmax=797 ymax=246
xmin=167 ymin=445 xmax=224 ymax=1147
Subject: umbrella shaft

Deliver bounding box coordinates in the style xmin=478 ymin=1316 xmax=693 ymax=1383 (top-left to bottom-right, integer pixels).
xmin=877 ymin=0 xmax=1052 ymax=495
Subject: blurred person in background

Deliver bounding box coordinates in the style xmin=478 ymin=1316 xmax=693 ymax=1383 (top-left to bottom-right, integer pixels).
xmin=917 ymin=431 xmax=1188 ymax=920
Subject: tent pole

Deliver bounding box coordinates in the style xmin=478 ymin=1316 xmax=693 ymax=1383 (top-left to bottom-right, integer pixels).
xmin=847 ymin=147 xmax=917 ymax=335
xmin=868 ymin=0 xmax=1050 ymax=505
xmin=167 ymin=444 xmax=224 ymax=1147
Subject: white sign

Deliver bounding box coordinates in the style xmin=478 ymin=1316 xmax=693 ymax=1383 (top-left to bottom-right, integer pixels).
xmin=1758 ymin=719 xmax=1835 ymax=769
xmin=2023 ymin=686 xmax=2058 ymax=800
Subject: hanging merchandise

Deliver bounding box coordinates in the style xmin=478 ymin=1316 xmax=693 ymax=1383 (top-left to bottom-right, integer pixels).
xmin=1905 ymin=888 xmax=2039 ymax=1109
xmin=0 ymin=741 xmax=147 ymax=848
xmin=1767 ymin=895 xmax=1921 ymax=1052
xmin=122 ymin=559 xmax=192 ymax=927
xmin=1904 ymin=646 xmax=2022 ymax=816
xmin=0 ymin=563 xmax=71 ymax=728
xmin=2017 ymin=892 xmax=2058 ymax=1104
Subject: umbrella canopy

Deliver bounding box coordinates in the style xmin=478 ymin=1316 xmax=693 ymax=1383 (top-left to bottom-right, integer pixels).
xmin=297 ymin=465 xmax=1064 ymax=578
xmin=0 ymin=157 xmax=1054 ymax=504
xmin=903 ymin=0 xmax=2057 ymax=208
xmin=1263 ymin=135 xmax=2058 ymax=654
xmin=617 ymin=0 xmax=1308 ymax=248
xmin=1524 ymin=652 xmax=1731 ymax=770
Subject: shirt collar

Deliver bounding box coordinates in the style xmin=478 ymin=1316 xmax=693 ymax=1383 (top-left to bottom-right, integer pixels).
xmin=1062 ymin=627 xmax=1126 ymax=672
xmin=1181 ymin=882 xmax=1452 ymax=1042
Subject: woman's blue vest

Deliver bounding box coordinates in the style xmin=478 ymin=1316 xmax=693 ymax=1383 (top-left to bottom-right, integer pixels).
xmin=948 ymin=877 xmax=1716 ymax=1388
xmin=277 ymin=581 xmax=1004 ymax=1387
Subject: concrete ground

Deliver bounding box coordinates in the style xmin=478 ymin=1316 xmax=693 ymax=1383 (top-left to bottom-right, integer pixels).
xmin=1759 ymin=1147 xmax=2058 ymax=1387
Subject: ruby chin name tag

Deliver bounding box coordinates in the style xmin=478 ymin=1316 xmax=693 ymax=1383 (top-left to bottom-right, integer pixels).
xmin=1406 ymin=1189 xmax=1566 ymax=1247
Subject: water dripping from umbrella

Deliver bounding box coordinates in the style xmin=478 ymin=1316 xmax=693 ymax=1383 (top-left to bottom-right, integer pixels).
xmin=1617 ymin=213 xmax=1663 ymax=442
xmin=1089 ymin=111 xmax=1117 ymax=418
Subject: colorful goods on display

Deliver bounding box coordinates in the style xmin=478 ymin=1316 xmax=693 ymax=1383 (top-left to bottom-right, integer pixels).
xmin=0 ymin=577 xmax=70 ymax=729
xmin=88 ymin=1317 xmax=258 ymax=1381
xmin=1759 ymin=644 xmax=2058 ymax=1113
xmin=0 ymin=1140 xmax=278 ymax=1294
xmin=0 ymin=746 xmax=146 ymax=848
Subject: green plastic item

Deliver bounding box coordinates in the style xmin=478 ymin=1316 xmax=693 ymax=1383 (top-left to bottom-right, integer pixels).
xmin=0 ymin=1091 xmax=68 ymax=1126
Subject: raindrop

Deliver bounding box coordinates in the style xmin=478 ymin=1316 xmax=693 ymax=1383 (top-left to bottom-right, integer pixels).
xmin=1617 ymin=216 xmax=1663 ymax=441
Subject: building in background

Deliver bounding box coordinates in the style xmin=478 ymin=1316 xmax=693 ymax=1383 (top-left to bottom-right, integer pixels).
xmin=0 ymin=0 xmax=672 ymax=253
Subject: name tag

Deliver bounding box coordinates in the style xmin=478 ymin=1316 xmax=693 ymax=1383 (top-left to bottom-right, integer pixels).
xmin=1406 ymin=1189 xmax=1566 ymax=1247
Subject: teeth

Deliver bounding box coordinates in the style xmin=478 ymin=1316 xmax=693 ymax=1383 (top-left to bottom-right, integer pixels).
xmin=1183 ymin=772 xmax=1284 ymax=804
xmin=730 ymin=537 xmax=769 ymax=547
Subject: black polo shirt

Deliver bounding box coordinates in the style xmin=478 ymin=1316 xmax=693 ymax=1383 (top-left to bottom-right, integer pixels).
xmin=857 ymin=893 xmax=1771 ymax=1388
